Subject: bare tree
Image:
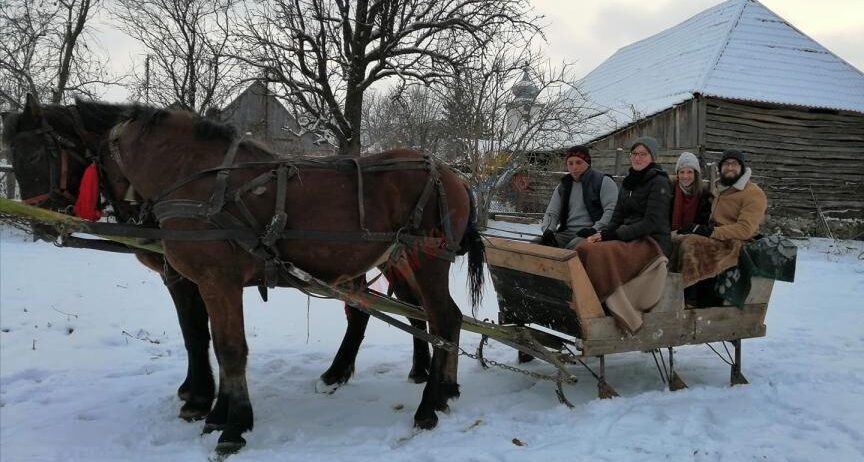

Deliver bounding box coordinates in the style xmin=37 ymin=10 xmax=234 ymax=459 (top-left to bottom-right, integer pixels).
xmin=361 ymin=84 xmax=443 ymax=154
xmin=0 ymin=0 xmax=111 ymax=110
xmin=436 ymin=34 xmax=593 ymax=225
xmin=112 ymin=0 xmax=242 ymax=113
xmin=234 ymin=0 xmax=539 ymax=156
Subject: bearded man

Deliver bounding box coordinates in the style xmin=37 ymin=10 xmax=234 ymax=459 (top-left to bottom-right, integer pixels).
xmin=677 ymin=149 xmax=768 ymax=305
xmin=680 ymin=149 xmax=767 ymax=240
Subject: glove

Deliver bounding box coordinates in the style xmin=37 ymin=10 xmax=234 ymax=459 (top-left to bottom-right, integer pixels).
xmin=678 ymin=223 xmax=698 ymax=235
xmin=680 ymin=223 xmax=713 ymax=237
xmin=540 ymin=230 xmax=557 ymax=247
xmin=599 ymin=229 xmax=619 ymax=242
xmin=693 ymin=224 xmax=714 ymax=237
xmin=576 ymin=227 xmax=597 ymax=238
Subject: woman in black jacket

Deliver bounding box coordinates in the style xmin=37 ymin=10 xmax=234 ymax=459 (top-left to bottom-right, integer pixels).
xmin=584 ymin=136 xmax=672 ymax=256
xmin=578 ymin=136 xmax=672 ymax=333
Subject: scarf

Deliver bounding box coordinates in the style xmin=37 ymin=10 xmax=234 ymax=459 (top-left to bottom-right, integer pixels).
xmin=671 ymin=182 xmax=701 ymax=231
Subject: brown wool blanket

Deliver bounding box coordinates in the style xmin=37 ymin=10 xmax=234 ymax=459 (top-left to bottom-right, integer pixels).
xmin=574 ymin=238 xmax=664 ymax=300
xmin=674 ymin=234 xmax=743 ymax=288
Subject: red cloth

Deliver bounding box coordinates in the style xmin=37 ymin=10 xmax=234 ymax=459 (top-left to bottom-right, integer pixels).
xmin=671 ymin=184 xmax=700 ymax=231
xmin=73 ymin=163 xmax=102 ymax=221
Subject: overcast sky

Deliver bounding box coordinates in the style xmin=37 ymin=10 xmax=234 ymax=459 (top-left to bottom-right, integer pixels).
xmin=96 ymin=0 xmax=864 ymax=103
xmin=531 ymin=0 xmax=864 ymax=76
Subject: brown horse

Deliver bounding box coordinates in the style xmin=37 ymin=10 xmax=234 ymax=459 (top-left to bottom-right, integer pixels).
xmin=3 ymin=97 xmax=439 ymax=413
xmin=4 ymin=97 xmax=485 ymax=453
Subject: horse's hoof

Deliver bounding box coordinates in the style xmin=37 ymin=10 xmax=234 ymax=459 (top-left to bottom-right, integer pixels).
xmin=202 ymin=422 xmax=224 ymax=434
xmin=408 ymin=369 xmax=429 ymax=384
xmin=314 ymin=379 xmax=341 ymax=395
xmin=215 ymin=436 xmax=246 ymax=455
xmin=413 ymin=413 xmax=438 ymax=430
xmin=320 ymin=365 xmax=353 ymax=387
xmin=177 ymin=382 xmax=191 ymax=402
xmin=179 ymin=402 xmax=210 ymax=421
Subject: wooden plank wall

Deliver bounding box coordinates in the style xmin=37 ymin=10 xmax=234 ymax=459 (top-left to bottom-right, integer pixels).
xmin=499 ymin=96 xmax=864 ymax=236
xmin=703 ymin=98 xmax=864 ymax=222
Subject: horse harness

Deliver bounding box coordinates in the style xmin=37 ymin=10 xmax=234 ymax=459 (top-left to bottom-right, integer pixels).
xmin=18 ymin=109 xmax=96 ymax=208
xmin=107 ymin=126 xmax=464 ymax=290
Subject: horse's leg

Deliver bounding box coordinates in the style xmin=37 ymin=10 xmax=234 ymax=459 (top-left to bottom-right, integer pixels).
xmin=407 ymin=317 xmax=431 ymax=383
xmin=395 ymin=257 xmax=462 ymax=429
xmin=320 ymin=273 xmax=430 ymax=387
xmin=385 ymin=272 xmax=431 ymax=383
xmin=163 ymin=264 xmax=215 ymax=421
xmin=195 ymin=278 xmax=253 ymax=453
xmin=319 ymin=303 xmax=370 ymax=387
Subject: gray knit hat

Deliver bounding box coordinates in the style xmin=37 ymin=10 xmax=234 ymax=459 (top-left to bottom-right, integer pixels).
xmin=675 ymin=151 xmax=700 ymax=173
xmin=630 ymin=136 xmax=659 ymax=160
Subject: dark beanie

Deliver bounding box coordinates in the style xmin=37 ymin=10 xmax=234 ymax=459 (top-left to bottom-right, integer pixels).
xmin=720 ymin=149 xmax=746 ymax=169
xmin=564 ymin=145 xmax=591 ymax=165
xmin=630 ymin=136 xmax=659 ymax=160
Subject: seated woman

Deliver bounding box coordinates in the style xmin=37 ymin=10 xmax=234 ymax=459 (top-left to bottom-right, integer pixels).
xmin=671 ymin=151 xmax=712 ymax=233
xmin=669 ymin=151 xmax=713 ymax=270
xmin=579 ymin=136 xmax=671 ymax=333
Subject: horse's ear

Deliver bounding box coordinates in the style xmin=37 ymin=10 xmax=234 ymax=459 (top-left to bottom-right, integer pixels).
xmin=20 ymin=93 xmax=44 ymax=129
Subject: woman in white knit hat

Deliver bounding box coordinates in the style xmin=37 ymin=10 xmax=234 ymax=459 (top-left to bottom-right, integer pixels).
xmin=670 ymin=151 xmax=712 ymax=233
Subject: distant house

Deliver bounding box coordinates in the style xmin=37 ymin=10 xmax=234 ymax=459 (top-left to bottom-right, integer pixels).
xmin=218 ymin=81 xmax=334 ymax=157
xmin=573 ymin=0 xmax=864 ymax=235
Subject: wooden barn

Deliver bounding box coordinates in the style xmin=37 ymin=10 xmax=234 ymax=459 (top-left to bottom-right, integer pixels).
xmin=500 ymin=0 xmax=863 ymax=238
xmin=217 ymin=81 xmax=334 ymax=157
xmin=577 ymin=0 xmax=864 ymax=236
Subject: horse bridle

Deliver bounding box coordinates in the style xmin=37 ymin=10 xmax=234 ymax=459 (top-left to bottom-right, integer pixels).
xmin=17 ymin=111 xmax=96 ymax=208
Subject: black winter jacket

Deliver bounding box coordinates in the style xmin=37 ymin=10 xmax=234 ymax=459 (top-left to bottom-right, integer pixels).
xmin=608 ymin=163 xmax=672 ymax=257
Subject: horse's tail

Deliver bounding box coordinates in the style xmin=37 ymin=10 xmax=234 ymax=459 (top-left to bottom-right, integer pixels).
xmin=459 ymin=186 xmax=485 ymax=315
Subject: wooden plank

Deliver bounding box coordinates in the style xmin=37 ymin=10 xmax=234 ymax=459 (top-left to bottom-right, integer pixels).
xmin=486 ymin=250 xmax=573 ymax=282
xmin=706 ymin=125 xmax=864 ymax=144
xmin=745 ymin=277 xmax=775 ymax=305
xmin=581 ymin=310 xmax=694 ymax=356
xmin=653 ymin=272 xmax=684 ymax=313
xmin=706 ymin=99 xmax=864 ymax=124
xmin=691 ymin=304 xmax=768 ymax=344
xmin=484 ymin=237 xmax=576 ymax=262
xmin=565 ymin=255 xmax=605 ymax=325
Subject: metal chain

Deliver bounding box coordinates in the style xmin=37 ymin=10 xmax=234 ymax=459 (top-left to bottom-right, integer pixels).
xmin=457 ymin=345 xmax=578 ymax=384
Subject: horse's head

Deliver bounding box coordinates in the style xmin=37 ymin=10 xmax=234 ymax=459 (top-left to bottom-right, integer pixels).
xmin=3 ymin=95 xmax=93 ymax=211
xmin=3 ymin=95 xmax=132 ymax=214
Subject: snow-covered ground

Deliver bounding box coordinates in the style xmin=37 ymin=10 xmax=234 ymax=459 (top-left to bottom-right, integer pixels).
xmin=1 ymin=225 xmax=863 ymax=462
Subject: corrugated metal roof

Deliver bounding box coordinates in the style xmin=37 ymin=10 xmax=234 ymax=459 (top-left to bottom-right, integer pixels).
xmin=576 ymin=0 xmax=864 ymax=141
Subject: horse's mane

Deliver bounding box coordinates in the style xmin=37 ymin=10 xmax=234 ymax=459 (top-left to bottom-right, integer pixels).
xmin=3 ymin=97 xmax=280 ymax=159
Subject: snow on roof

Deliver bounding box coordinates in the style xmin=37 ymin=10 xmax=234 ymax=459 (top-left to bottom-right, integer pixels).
xmin=576 ymin=0 xmax=864 ymax=141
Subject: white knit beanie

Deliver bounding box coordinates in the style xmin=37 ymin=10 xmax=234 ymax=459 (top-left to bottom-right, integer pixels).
xmin=676 ymin=151 xmax=701 ymax=173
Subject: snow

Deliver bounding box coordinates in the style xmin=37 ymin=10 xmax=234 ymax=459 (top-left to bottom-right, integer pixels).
xmin=2 ymin=225 xmax=863 ymax=461
xmin=575 ymin=0 xmax=864 ymax=142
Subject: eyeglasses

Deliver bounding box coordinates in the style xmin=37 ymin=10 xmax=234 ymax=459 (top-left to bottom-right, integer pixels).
xmin=630 ymin=151 xmax=651 ymax=158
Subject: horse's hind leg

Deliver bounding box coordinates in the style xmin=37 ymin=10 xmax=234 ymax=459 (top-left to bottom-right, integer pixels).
xmin=163 ymin=264 xmax=215 ymax=421
xmin=385 ymin=272 xmax=430 ymax=384
xmin=320 ymin=303 xmax=370 ymax=387
xmin=320 ymin=274 xmax=430 ymax=387
xmin=396 ymin=258 xmax=462 ymax=429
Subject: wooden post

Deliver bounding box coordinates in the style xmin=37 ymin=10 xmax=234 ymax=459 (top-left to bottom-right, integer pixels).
xmin=614 ymin=148 xmax=623 ymax=181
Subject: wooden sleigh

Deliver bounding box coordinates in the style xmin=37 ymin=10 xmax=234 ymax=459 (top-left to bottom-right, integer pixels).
xmin=485 ymin=236 xmax=777 ymax=395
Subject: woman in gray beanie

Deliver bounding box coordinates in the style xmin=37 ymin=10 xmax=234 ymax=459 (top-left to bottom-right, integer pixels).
xmin=671 ymin=151 xmax=712 ymax=232
xmin=576 ymin=136 xmax=672 ymax=333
